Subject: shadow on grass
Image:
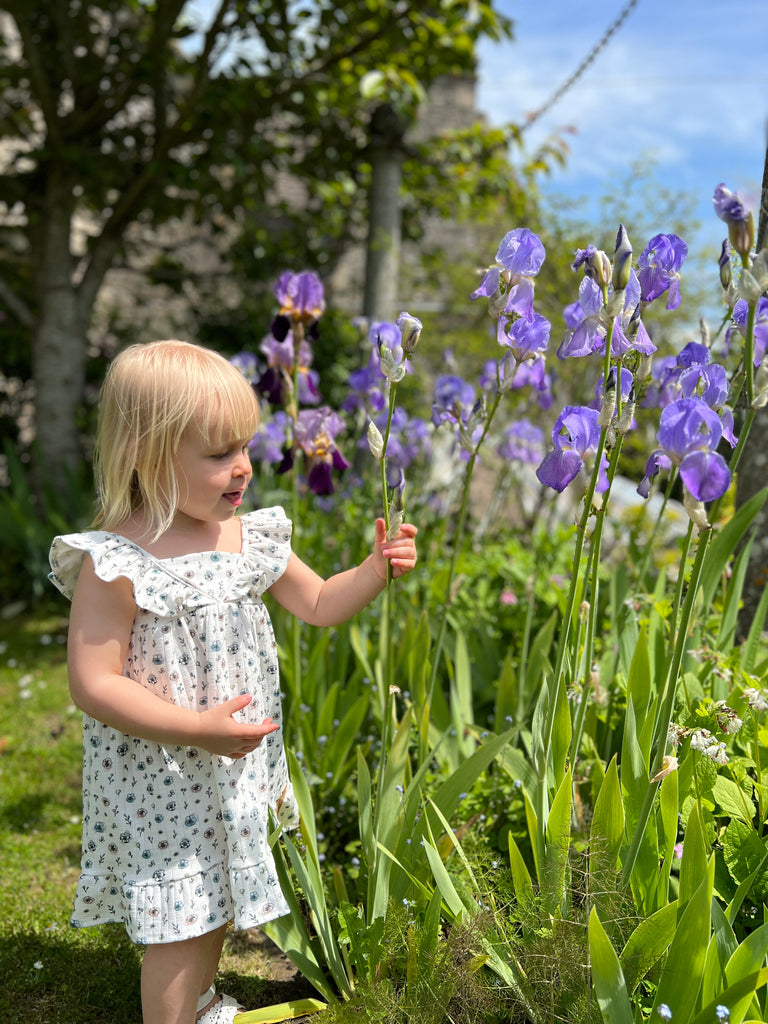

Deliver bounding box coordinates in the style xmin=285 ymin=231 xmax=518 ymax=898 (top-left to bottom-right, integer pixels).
xmin=0 ymin=925 xmax=142 ymax=1024
xmin=0 ymin=926 xmax=322 ymax=1024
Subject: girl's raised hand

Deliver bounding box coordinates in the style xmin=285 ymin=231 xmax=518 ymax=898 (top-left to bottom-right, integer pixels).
xmin=373 ymin=517 xmax=418 ymax=580
xmin=197 ymin=694 xmax=279 ymax=759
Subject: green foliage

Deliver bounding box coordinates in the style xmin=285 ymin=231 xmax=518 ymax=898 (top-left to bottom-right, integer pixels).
xmin=0 ymin=444 xmax=94 ymax=610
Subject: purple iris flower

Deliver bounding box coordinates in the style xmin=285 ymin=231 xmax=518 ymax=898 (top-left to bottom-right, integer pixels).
xmin=637 ymin=234 xmax=688 ymax=310
xmin=713 ymin=183 xmax=750 ymax=224
xmin=497 ymin=311 xmax=551 ymax=362
xmin=558 ymin=277 xmax=605 ymax=358
xmin=360 ymin=408 xmax=431 ymax=482
xmin=343 ymin=357 xmax=387 ymax=414
xmin=431 ymin=374 xmax=476 ymax=427
xmin=282 ymin=407 xmax=350 ymax=495
xmin=471 ymin=228 xmax=546 ymax=321
xmin=274 ymin=270 xmax=326 ymax=324
xmin=647 ymin=341 xmax=737 ymax=446
xmin=257 ymin=332 xmax=320 ymax=407
xmin=498 ymin=419 xmax=544 ymax=464
xmin=230 ymin=351 xmax=261 ymax=383
xmin=536 ymin=405 xmax=607 ymax=493
xmin=571 ymin=245 xmax=611 ymax=286
xmin=726 ymin=297 xmax=768 ymax=367
xmin=638 ymin=397 xmax=731 ymax=502
xmin=592 ymin=367 xmax=634 ymax=408
xmin=480 ymin=355 xmax=553 ymax=408
xmin=249 ymin=412 xmax=289 ymax=465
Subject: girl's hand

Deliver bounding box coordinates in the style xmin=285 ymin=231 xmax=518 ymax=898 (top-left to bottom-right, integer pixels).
xmin=197 ymin=694 xmax=279 ymax=759
xmin=373 ymin=517 xmax=418 ymax=580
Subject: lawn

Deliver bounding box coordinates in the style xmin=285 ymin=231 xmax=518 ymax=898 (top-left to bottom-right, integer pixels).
xmin=0 ymin=608 xmax=314 ymax=1024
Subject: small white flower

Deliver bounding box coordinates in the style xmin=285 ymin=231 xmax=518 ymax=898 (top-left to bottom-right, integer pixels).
xmin=706 ymin=741 xmax=729 ymax=766
xmin=33 ymin=961 xmax=44 ymax=970
xmin=689 ymin=728 xmax=713 ymax=752
xmin=744 ymin=687 xmax=768 ymax=712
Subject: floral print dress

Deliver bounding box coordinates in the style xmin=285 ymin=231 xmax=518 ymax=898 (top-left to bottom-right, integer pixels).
xmin=48 ymin=507 xmax=297 ymax=945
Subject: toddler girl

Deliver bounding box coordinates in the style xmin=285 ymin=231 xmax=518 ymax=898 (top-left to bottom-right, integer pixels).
xmin=49 ymin=339 xmax=418 ymax=1024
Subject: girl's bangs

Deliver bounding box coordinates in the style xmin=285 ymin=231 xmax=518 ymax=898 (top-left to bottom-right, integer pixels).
xmin=195 ymin=368 xmax=261 ymax=445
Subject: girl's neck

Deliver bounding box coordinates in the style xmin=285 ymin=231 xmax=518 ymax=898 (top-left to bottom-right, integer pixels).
xmin=117 ymin=512 xmax=243 ymax=559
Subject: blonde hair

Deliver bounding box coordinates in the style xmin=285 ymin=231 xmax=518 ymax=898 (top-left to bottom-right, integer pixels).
xmin=93 ymin=339 xmax=260 ymax=538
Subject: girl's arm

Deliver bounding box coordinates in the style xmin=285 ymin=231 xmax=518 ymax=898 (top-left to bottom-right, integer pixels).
xmin=267 ymin=518 xmax=417 ymax=627
xmin=67 ymin=556 xmax=277 ymax=758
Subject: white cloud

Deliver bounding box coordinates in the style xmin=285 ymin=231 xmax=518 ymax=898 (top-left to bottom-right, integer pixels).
xmin=476 ymin=0 xmax=767 ymax=248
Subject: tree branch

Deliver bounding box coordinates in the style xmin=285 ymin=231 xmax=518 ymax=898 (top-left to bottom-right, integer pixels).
xmin=0 ymin=273 xmax=35 ymax=329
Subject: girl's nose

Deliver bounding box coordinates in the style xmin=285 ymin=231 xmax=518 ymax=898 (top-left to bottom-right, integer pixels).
xmin=234 ymin=449 xmax=252 ymax=477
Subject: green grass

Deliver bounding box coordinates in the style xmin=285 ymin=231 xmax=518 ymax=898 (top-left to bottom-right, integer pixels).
xmin=0 ymin=607 xmax=314 ymax=1024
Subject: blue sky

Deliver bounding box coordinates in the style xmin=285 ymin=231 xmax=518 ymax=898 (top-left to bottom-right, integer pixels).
xmin=475 ymin=0 xmax=767 ymax=258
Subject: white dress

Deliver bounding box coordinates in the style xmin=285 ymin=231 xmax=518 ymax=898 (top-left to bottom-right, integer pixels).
xmin=48 ymin=507 xmax=297 ymax=945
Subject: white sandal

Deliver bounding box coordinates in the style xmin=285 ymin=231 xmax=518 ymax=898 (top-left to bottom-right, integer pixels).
xmin=196 ymin=985 xmax=244 ymax=1024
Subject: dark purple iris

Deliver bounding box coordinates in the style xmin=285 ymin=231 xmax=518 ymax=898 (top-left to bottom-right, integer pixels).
xmin=284 ymin=407 xmax=350 ymax=495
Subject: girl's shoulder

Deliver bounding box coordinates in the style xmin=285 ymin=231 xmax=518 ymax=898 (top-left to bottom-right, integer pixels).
xmin=48 ymin=529 xmax=159 ymax=603
xmin=239 ymin=506 xmax=293 ymax=589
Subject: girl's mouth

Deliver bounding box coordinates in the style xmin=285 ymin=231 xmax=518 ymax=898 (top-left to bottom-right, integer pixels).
xmin=223 ymin=490 xmax=243 ymax=507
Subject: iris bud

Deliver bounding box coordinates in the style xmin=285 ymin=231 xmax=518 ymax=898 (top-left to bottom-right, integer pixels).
xmin=396 ymin=311 xmax=423 ymax=357
xmin=589 ymin=249 xmax=612 ymax=288
xmin=378 ymin=343 xmax=406 ymax=383
xmin=729 ymin=212 xmax=755 ymax=260
xmin=367 ymin=420 xmax=385 ymax=459
xmin=718 ymin=240 xmax=732 ymax=290
xmin=612 ymin=224 xmax=633 ymax=291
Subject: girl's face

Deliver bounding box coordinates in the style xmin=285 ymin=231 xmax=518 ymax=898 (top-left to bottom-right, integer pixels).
xmin=171 ymin=427 xmax=253 ymax=527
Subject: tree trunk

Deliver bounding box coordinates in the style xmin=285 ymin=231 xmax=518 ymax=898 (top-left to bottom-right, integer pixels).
xmin=362 ymin=103 xmax=407 ymax=322
xmin=30 ymin=169 xmax=89 ymax=484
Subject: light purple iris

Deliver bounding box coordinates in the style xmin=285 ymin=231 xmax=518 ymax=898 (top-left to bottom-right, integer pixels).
xmin=713 ymin=183 xmax=750 ymax=224
xmin=343 ymin=357 xmax=387 ymax=414
xmin=536 ymin=405 xmax=607 ymax=493
xmin=498 ymin=419 xmax=544 ymax=465
xmin=558 ymin=277 xmax=604 ymax=358
xmin=592 ymin=367 xmax=634 ymax=408
xmin=360 ymin=407 xmax=431 ymax=483
xmin=497 ymin=311 xmax=551 ymax=362
xmin=230 ymin=351 xmax=261 ymax=383
xmin=637 ymin=234 xmax=688 ymax=310
xmin=646 ymin=341 xmax=737 ymax=446
xmin=480 ymin=355 xmax=553 ymax=408
xmin=638 ymin=397 xmax=731 ymax=502
xmin=274 ymin=270 xmax=326 ymax=324
xmin=249 ymin=411 xmax=288 ymax=465
xmin=471 ymin=228 xmax=546 ymax=321
xmin=431 ymin=374 xmax=476 ymax=427
xmin=726 ymin=297 xmax=768 ymax=367
xmin=713 ymin=183 xmax=755 ymax=257
xmin=559 ymin=268 xmax=655 ymax=360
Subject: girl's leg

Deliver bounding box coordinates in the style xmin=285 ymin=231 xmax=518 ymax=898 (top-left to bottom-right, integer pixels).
xmin=141 ymin=923 xmax=229 ymax=1024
